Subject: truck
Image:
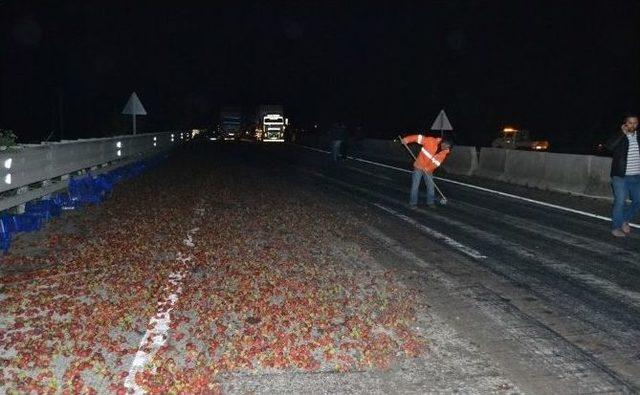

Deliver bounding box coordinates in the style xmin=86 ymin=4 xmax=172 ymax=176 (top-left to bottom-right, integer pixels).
xmin=491 ymin=127 xmax=549 ymax=151
xmin=218 ymin=107 xmax=243 ymax=141
xmin=250 ymin=105 xmax=287 ymax=143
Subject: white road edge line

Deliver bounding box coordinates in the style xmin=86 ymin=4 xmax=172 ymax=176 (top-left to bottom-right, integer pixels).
xmin=124 ymin=222 xmax=202 ymax=394
xmin=297 ymin=144 xmax=639 ymax=229
xmin=124 ymin=261 xmax=188 ymax=394
xmin=373 ymin=203 xmax=487 ymax=260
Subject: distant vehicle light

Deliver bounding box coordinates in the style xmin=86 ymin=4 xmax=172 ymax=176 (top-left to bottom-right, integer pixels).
xmin=4 ymin=173 xmax=11 ymax=184
xmin=4 ymin=158 xmax=12 ymax=169
xmin=503 ymin=127 xmax=517 ymax=132
xmin=532 ymin=140 xmax=549 ymax=150
xmin=209 ymin=137 xmax=218 ymax=141
xmin=117 ymin=149 xmax=122 ymax=157
xmin=116 ymin=141 xmax=122 ymax=148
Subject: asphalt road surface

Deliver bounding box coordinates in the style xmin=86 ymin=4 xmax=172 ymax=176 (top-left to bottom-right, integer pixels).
xmin=280 ymin=140 xmax=640 ymax=393
xmin=1 ymin=140 xmax=639 ymax=394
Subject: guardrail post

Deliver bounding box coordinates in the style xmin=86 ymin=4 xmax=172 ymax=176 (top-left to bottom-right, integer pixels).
xmin=41 ymin=179 xmax=52 ymax=199
xmin=15 ymin=186 xmax=28 ymax=214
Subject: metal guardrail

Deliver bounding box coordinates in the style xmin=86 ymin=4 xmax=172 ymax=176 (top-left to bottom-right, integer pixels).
xmin=0 ymin=131 xmax=189 ymax=212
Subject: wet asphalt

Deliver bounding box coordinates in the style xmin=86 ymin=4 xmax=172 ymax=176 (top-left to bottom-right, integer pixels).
xmin=258 ymin=141 xmax=640 ymax=393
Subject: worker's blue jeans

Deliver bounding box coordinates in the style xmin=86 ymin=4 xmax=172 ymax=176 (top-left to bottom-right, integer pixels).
xmin=611 ymin=175 xmax=640 ymax=230
xmin=410 ymin=168 xmax=435 ymax=206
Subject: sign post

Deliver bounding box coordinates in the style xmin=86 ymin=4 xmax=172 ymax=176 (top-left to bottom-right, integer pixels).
xmin=121 ymin=92 xmax=147 ymax=135
xmin=430 ymin=109 xmax=453 ymax=138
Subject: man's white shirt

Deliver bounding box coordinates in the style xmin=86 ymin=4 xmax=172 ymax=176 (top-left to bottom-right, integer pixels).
xmin=626 ymin=131 xmax=640 ymax=175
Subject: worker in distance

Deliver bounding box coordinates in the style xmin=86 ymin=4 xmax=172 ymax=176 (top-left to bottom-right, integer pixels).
xmin=399 ymin=134 xmax=452 ymax=208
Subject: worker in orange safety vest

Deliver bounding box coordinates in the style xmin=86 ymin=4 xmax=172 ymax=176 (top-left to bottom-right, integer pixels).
xmin=401 ymin=134 xmax=452 ymax=208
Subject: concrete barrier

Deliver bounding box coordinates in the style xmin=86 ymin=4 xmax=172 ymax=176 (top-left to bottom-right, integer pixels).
xmin=501 ymin=150 xmax=546 ymax=188
xmin=442 ymin=146 xmax=478 ymax=176
xmin=584 ymin=156 xmax=612 ymax=198
xmin=539 ymin=153 xmax=591 ymax=195
xmin=353 ymin=140 xmax=478 ymax=177
xmin=476 ymin=148 xmax=507 ymax=180
xmin=295 ymin=137 xmax=614 ymax=199
xmin=478 ymin=148 xmax=613 ymax=198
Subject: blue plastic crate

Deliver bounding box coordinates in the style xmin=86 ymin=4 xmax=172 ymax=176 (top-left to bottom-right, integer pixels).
xmin=68 ymin=176 xmax=103 ymax=205
xmin=0 ymin=232 xmax=10 ymax=254
xmin=0 ymin=216 xmax=12 ymax=253
xmin=9 ymin=214 xmax=42 ymax=233
xmin=0 ymin=215 xmax=18 ymax=233
xmin=94 ymin=174 xmax=113 ymax=196
xmin=53 ymin=192 xmax=79 ymax=210
xmin=25 ymin=199 xmax=62 ymax=221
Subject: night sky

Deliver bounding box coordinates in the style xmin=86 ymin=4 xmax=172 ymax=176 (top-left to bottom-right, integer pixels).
xmin=2 ymin=1 xmax=639 ymax=151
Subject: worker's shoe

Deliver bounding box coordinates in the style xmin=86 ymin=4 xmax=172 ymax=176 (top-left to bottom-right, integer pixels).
xmin=622 ymin=222 xmax=631 ymax=234
xmin=611 ymin=229 xmax=626 ymax=238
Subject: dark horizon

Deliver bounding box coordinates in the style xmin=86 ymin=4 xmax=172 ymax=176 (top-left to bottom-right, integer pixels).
xmin=2 ymin=1 xmax=639 ymax=150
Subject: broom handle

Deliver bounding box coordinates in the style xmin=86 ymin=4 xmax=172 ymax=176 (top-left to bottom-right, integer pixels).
xmin=398 ymin=135 xmax=417 ymax=160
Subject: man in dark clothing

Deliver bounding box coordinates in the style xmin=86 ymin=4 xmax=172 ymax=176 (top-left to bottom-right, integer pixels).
xmin=329 ymin=122 xmax=347 ymax=163
xmin=605 ymin=114 xmax=640 ymax=237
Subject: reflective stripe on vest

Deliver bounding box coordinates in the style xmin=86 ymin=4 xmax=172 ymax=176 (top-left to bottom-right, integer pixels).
xmin=417 ymin=135 xmax=423 ymax=144
xmin=420 ymin=147 xmax=441 ymax=167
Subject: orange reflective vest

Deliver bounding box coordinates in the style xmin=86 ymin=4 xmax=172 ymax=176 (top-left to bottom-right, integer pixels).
xmin=401 ymin=134 xmax=450 ymax=174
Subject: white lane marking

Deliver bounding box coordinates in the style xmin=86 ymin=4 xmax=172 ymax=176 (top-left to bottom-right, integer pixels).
xmin=125 ymin=217 xmax=202 ymax=394
xmin=297 ymin=144 xmax=640 ymax=229
xmin=346 ymin=171 xmax=640 ymax=260
xmin=373 ymin=203 xmax=487 ymax=260
xmin=343 ymin=165 xmax=393 ymax=181
xmin=327 ymin=170 xmax=640 ymax=309
xmin=311 ymin=156 xmax=640 ymax=310
xmin=183 ymin=234 xmax=195 ymax=247
xmin=308 ymin=169 xmax=487 ymax=260
xmin=449 ymin=200 xmax=640 ymax=263
xmin=124 ymin=260 xmax=189 ymax=394
xmin=301 ymin=145 xmax=329 ymax=154
xmin=360 ymin=179 xmax=640 ymax=307
xmin=364 ymin=226 xmax=458 ymax=288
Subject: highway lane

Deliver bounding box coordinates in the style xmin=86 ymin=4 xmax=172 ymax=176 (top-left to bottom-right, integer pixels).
xmin=4 ymin=142 xmax=525 ymax=394
xmin=3 ymin=140 xmax=639 ymax=393
xmin=258 ymin=141 xmax=640 ymax=391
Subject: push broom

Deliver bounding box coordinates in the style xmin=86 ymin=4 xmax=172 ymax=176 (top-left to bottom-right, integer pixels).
xmin=398 ymin=135 xmax=448 ymax=205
